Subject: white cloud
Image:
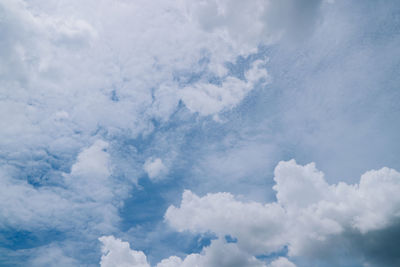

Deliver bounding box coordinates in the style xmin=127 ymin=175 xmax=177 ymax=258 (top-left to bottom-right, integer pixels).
xmin=99 ymin=236 xmax=150 ymax=267
xmin=0 ymin=1 xmax=291 ymax=200
xmin=0 ymin=140 xmax=125 ymax=233
xmin=155 ymin=256 xmax=183 ymax=267
xmin=0 ymin=168 xmax=71 ymax=230
xmin=0 ymin=0 xmax=324 ymax=164
xmin=268 ymin=257 xmax=296 ymax=267
xmin=64 ymin=140 xmax=116 ymax=203
xmin=165 ymin=190 xmax=286 ymax=254
xmin=165 ymin=160 xmax=400 ymax=262
xmin=273 ymin=160 xmax=331 ymax=210
xmin=143 ymin=157 xmax=167 ymax=181
xmin=180 ymin=60 xmax=269 ymax=116
xmin=0 ymin=0 xmax=334 ymax=265
xmin=156 ymin=239 xmax=267 ymax=267
xmin=0 ymin=0 xmax=282 ymax=264
xmin=99 ymin=236 xmax=273 ymax=267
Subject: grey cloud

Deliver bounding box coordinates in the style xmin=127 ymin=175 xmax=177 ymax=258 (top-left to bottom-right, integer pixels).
xmin=192 ymin=0 xmax=324 ymax=46
xmin=348 ymin=221 xmax=400 ymax=267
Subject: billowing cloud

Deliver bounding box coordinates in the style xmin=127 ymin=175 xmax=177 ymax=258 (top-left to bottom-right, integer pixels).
xmin=99 ymin=236 xmax=296 ymax=267
xmin=98 ymin=159 xmax=400 ymax=267
xmin=156 ymin=239 xmax=267 ymax=267
xmin=165 ymin=160 xmax=400 ymax=266
xmin=99 ymin=236 xmax=150 ymax=267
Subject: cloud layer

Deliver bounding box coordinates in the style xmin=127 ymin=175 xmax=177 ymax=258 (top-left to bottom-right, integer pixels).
xmin=1 ymin=0 xmax=400 ymax=266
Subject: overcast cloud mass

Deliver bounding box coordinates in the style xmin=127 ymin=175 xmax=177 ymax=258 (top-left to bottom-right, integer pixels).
xmin=1 ymin=0 xmax=400 ymax=266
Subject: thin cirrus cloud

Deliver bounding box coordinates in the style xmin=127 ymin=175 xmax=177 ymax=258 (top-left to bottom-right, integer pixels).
xmin=1 ymin=0 xmax=399 ymax=266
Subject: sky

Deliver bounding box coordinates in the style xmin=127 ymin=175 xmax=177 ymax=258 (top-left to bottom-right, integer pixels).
xmin=0 ymin=0 xmax=400 ymax=266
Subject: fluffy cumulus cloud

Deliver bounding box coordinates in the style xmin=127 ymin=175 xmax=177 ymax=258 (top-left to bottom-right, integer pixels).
xmin=156 ymin=240 xmax=266 ymax=267
xmin=99 ymin=236 xmax=150 ymax=267
xmin=164 ymin=160 xmax=400 ymax=266
xmin=99 ymin=235 xmax=295 ymax=267
xmin=99 ymin=160 xmax=400 ymax=266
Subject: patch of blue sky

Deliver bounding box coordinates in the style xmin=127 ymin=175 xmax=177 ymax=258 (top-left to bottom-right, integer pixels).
xmin=256 ymin=246 xmax=289 ymax=263
xmin=224 ymin=235 xmax=238 ymax=243
xmin=0 ymin=230 xmax=67 ymax=266
xmin=110 ymin=89 xmax=119 ymax=102
xmin=120 ymin=176 xmax=181 ymax=230
xmin=0 ymin=229 xmax=64 ymax=251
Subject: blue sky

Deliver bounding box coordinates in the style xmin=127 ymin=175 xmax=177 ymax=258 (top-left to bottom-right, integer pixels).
xmin=1 ymin=0 xmax=400 ymax=266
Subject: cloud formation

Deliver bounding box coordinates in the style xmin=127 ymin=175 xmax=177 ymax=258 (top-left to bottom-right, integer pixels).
xmin=99 ymin=160 xmax=400 ymax=266
xmin=2 ymin=0 xmax=399 ymax=266
xmin=99 ymin=236 xmax=150 ymax=267
xmin=164 ymin=160 xmax=400 ymax=265
xmin=99 ymin=236 xmax=295 ymax=267
xmin=180 ymin=60 xmax=269 ymax=116
xmin=0 ymin=0 xmax=275 ymax=261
